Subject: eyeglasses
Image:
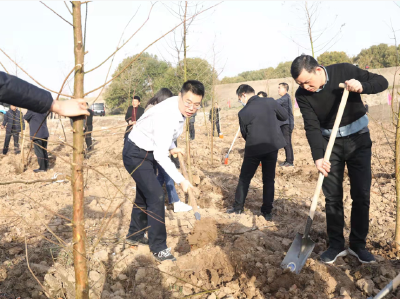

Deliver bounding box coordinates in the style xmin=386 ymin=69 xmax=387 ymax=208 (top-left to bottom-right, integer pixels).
xmin=183 ymin=100 xmax=201 ymax=110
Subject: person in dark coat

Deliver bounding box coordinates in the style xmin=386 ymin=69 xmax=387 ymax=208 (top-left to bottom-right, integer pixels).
xmin=24 ymin=110 xmax=49 ymax=173
xmin=276 ymin=82 xmax=294 ymax=167
xmin=189 ymin=111 xmax=197 ymax=140
xmin=209 ymin=102 xmax=221 ymax=137
xmin=0 ymin=72 xmax=89 ymax=117
xmin=85 ymin=102 xmax=94 ymax=152
xmin=226 ymin=84 xmax=288 ymax=221
xmin=1 ymin=105 xmax=25 ymax=155
xmin=124 ymin=95 xmax=144 ymax=141
xmin=257 ymin=91 xmax=268 ymax=97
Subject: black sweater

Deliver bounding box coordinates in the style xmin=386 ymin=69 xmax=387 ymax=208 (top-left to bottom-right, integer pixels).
xmin=239 ymin=95 xmax=288 ymax=156
xmin=296 ymin=63 xmax=388 ymax=161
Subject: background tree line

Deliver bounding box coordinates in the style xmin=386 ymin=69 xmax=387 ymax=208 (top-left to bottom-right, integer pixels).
xmin=221 ymin=43 xmax=400 ymax=84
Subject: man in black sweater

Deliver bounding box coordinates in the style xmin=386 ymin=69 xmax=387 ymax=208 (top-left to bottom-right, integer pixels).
xmin=226 ymin=84 xmax=288 ymax=221
xmin=292 ymin=55 xmax=388 ymax=264
xmin=124 ymin=95 xmax=144 ymax=141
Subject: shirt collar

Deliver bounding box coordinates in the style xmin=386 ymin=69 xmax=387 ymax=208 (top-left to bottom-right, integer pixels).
xmin=315 ymin=65 xmax=329 ymax=93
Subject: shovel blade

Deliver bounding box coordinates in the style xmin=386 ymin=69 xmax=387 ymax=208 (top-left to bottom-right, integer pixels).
xmin=281 ymin=233 xmax=315 ymax=274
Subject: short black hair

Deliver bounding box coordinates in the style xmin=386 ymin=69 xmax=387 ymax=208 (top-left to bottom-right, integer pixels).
xmin=133 ymin=95 xmax=141 ymax=102
xmin=279 ymin=83 xmax=289 ymax=92
xmin=290 ymin=55 xmax=319 ymax=80
xmin=181 ymin=80 xmax=205 ymax=98
xmin=257 ymin=91 xmax=268 ymax=97
xmin=236 ymin=84 xmax=255 ymax=96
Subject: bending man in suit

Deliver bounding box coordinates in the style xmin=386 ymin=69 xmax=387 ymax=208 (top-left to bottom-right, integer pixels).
xmin=226 ymin=84 xmax=287 ymax=221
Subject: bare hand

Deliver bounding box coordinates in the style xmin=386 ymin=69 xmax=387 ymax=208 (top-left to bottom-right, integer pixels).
xmin=180 ymin=179 xmax=194 ymax=193
xmin=0 ymin=125 xmax=4 ymax=129
xmin=50 ymin=99 xmax=90 ymax=117
xmin=170 ymin=147 xmax=185 ymax=156
xmin=344 ymin=79 xmax=363 ymax=93
xmin=315 ymin=158 xmax=331 ymax=177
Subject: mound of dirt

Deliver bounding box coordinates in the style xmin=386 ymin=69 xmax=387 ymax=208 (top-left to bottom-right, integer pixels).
xmin=187 ymin=218 xmax=218 ymax=250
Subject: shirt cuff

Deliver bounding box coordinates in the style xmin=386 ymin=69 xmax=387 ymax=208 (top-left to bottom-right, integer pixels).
xmin=169 ymin=140 xmax=177 ymax=150
xmin=311 ymin=148 xmax=324 ymax=161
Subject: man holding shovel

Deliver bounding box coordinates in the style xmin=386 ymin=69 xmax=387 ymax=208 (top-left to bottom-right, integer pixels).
xmin=292 ymin=55 xmax=388 ymax=264
xmin=123 ymin=80 xmax=203 ymax=262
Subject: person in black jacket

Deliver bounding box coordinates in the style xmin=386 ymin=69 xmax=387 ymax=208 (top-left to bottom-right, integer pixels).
xmin=1 ymin=105 xmax=25 ymax=155
xmin=189 ymin=111 xmax=197 ymax=140
xmin=124 ymin=95 xmax=144 ymax=141
xmin=0 ymin=72 xmax=89 ymax=117
xmin=24 ymin=110 xmax=49 ymax=173
xmin=257 ymin=91 xmax=268 ymax=98
xmin=85 ymin=102 xmax=94 ymax=152
xmin=276 ymin=83 xmax=294 ymax=167
xmin=226 ymin=84 xmax=288 ymax=221
xmin=292 ymin=55 xmax=388 ymax=264
xmin=209 ymin=103 xmax=221 ymax=137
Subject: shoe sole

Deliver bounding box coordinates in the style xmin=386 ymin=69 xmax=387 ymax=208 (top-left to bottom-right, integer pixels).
xmin=125 ymin=239 xmax=148 ymax=247
xmin=348 ymin=248 xmax=376 ymax=264
xmin=321 ymin=249 xmax=348 ymax=264
xmin=154 ymin=257 xmax=177 ymax=263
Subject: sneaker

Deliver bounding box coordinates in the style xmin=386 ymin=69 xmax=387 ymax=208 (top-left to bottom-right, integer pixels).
xmin=320 ymin=247 xmax=348 ymax=264
xmin=33 ymin=169 xmax=47 ymax=173
xmin=226 ymin=207 xmax=243 ymax=214
xmin=262 ymin=212 xmax=272 ymax=221
xmin=173 ymin=201 xmax=193 ymax=213
xmin=279 ymin=161 xmax=286 ymax=167
xmin=348 ymin=247 xmax=376 ymax=263
xmin=283 ymin=162 xmax=294 ymax=167
xmin=125 ymin=236 xmax=149 ymax=246
xmin=153 ymin=247 xmax=176 ymax=262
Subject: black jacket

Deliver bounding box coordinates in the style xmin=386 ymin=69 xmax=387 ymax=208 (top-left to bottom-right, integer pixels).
xmin=209 ymin=107 xmax=220 ymax=122
xmin=24 ymin=110 xmax=49 ymax=139
xmin=0 ymin=72 xmax=53 ymax=113
xmin=69 ymin=108 xmax=94 ymax=132
xmin=276 ymin=93 xmax=294 ymax=128
xmin=2 ymin=109 xmax=25 ymax=133
xmin=125 ymin=106 xmax=144 ymax=133
xmin=239 ymin=95 xmax=288 ymax=157
xmin=296 ymin=63 xmax=388 ymax=161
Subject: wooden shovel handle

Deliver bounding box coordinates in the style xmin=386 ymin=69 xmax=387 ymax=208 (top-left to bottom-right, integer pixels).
xmin=309 ymin=83 xmax=349 ymax=220
xmin=177 ymin=153 xmax=201 ymax=218
xmin=393 ymin=272 xmax=400 ymax=290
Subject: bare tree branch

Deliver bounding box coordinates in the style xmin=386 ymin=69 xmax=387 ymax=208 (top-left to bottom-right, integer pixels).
xmin=84 ymin=1 xmax=223 ymax=97
xmin=64 ymin=1 xmax=72 ymax=14
xmin=0 ymin=47 xmax=73 ymax=97
xmin=40 ymin=1 xmax=73 ymax=27
xmin=0 ymin=60 xmax=9 ymax=74
xmin=85 ymin=3 xmax=152 ymax=74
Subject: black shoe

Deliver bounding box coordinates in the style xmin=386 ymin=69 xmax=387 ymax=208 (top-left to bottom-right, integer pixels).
xmin=226 ymin=207 xmax=243 ymax=214
xmin=320 ymin=247 xmax=347 ymax=264
xmin=279 ymin=161 xmax=286 ymax=167
xmin=153 ymin=248 xmax=176 ymax=262
xmin=125 ymin=236 xmax=149 ymax=246
xmin=348 ymin=247 xmax=376 ymax=263
xmin=263 ymin=213 xmax=272 ymax=221
xmin=33 ymin=169 xmax=47 ymax=173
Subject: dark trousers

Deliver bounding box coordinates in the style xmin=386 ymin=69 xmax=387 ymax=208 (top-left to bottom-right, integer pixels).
xmin=3 ymin=132 xmax=20 ymax=154
xmin=322 ymin=132 xmax=372 ymax=250
xmin=123 ymin=139 xmax=167 ymax=253
xmin=33 ymin=138 xmax=49 ymax=170
xmin=212 ymin=120 xmax=220 ymax=136
xmin=233 ymin=150 xmax=278 ymax=214
xmin=189 ymin=123 xmax=195 ymax=140
xmin=85 ymin=133 xmax=92 ymax=150
xmin=281 ymin=125 xmax=294 ymax=164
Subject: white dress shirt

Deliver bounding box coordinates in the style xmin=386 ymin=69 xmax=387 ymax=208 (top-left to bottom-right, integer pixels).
xmin=128 ymin=96 xmax=186 ymax=183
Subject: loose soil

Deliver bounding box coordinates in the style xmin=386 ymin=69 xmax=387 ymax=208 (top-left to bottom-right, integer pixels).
xmin=0 ymin=107 xmax=398 ymax=299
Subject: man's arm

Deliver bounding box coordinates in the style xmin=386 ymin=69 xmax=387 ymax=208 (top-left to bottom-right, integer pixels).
xmin=125 ymin=106 xmax=131 ymax=123
xmin=297 ymin=94 xmax=325 ymax=161
xmin=345 ymin=63 xmax=388 ymax=94
xmin=239 ymin=113 xmax=247 ymax=140
xmin=24 ymin=110 xmax=33 ymax=123
xmin=0 ymin=72 xmax=89 ymax=117
xmin=274 ymin=100 xmax=288 ymax=121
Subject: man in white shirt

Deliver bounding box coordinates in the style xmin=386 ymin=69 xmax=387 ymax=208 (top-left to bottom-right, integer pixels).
xmin=123 ymin=80 xmax=204 ymax=262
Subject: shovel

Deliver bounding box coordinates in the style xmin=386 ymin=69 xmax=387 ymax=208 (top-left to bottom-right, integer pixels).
xmin=281 ymin=83 xmax=349 ymax=274
xmin=177 ymin=152 xmax=201 ymax=220
xmin=367 ymin=272 xmax=400 ymax=299
xmin=224 ymin=126 xmax=241 ymax=165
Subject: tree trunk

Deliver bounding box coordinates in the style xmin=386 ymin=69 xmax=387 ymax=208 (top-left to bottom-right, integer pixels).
xmin=395 ymin=108 xmax=400 ymax=250
xmin=20 ymin=110 xmax=25 ymax=170
xmin=72 ymin=2 xmax=89 ymax=298
xmin=183 ymin=1 xmax=193 ymax=184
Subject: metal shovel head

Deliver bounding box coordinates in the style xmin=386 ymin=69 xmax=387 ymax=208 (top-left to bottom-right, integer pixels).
xmin=281 ymin=233 xmax=315 ymax=274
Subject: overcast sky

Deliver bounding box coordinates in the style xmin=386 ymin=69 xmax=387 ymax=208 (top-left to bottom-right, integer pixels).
xmin=1 ymin=1 xmax=400 ymax=98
